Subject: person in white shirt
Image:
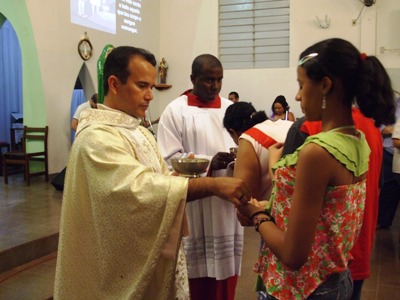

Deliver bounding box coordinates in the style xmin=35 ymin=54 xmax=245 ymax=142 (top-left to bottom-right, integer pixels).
xmin=71 ymin=93 xmax=98 ymax=131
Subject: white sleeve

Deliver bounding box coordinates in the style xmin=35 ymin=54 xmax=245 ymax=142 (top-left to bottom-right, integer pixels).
xmin=157 ymin=103 xmax=187 ymax=162
xmin=73 ymin=102 xmax=88 ymax=120
xmin=392 ymin=119 xmax=400 ymax=139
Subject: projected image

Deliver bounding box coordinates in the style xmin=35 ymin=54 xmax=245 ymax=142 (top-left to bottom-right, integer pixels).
xmin=71 ymin=0 xmax=116 ymax=34
xmin=71 ymin=0 xmax=143 ymax=35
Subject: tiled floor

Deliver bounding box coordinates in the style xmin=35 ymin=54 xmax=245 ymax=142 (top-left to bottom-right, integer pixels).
xmin=0 ymin=174 xmax=399 ymax=299
xmin=0 ymin=175 xmax=61 ymax=299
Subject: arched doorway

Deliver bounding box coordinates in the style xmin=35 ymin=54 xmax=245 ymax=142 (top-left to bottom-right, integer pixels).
xmin=0 ymin=2 xmax=47 ymax=141
xmin=70 ymin=63 xmax=95 ymax=143
xmin=0 ymin=18 xmax=23 ymax=152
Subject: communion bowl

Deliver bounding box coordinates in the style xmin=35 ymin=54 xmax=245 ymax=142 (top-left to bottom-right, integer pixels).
xmin=171 ymin=158 xmax=210 ymax=177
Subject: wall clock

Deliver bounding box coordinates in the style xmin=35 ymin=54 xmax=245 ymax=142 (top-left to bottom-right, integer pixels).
xmin=78 ymin=38 xmax=93 ymax=61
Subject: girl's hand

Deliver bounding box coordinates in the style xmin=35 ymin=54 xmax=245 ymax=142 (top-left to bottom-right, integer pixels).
xmin=269 ymin=142 xmax=284 ymax=167
xmin=237 ymin=198 xmax=264 ymax=217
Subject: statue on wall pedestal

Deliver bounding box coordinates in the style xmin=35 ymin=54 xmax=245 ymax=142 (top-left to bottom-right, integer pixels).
xmin=158 ymin=57 xmax=168 ymax=84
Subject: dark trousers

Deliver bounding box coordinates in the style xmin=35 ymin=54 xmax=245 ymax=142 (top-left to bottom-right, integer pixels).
xmin=350 ymin=280 xmax=364 ymax=300
xmin=262 ymin=269 xmax=353 ymax=300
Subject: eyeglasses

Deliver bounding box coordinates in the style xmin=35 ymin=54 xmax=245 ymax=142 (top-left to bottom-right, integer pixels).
xmin=298 ymin=53 xmax=318 ymax=66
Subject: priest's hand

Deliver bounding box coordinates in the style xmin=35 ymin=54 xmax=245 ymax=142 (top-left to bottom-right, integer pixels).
xmin=212 ymin=177 xmax=250 ymax=206
xmin=187 ymin=177 xmax=250 ymax=206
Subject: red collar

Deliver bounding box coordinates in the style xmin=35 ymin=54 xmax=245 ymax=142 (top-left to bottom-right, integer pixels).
xmin=181 ymin=89 xmax=221 ymax=108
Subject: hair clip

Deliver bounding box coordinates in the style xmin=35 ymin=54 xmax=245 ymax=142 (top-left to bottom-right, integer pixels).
xmin=360 ymin=53 xmax=367 ymax=61
xmin=298 ymin=53 xmax=318 ymax=66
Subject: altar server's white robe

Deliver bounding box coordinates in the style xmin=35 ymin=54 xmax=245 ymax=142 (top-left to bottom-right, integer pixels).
xmin=157 ymin=95 xmax=243 ymax=280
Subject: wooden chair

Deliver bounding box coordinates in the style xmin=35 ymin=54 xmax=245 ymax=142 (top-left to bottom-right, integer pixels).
xmin=10 ymin=127 xmax=24 ymax=151
xmin=3 ymin=126 xmax=49 ymax=185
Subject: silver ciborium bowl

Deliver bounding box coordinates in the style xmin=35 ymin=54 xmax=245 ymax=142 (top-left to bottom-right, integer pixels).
xmin=171 ymin=158 xmax=210 ymax=178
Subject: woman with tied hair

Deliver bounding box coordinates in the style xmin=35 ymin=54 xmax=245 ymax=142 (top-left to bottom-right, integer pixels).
xmin=270 ymin=95 xmax=295 ymax=121
xmin=223 ymin=102 xmax=293 ymax=201
xmin=237 ymin=38 xmax=396 ymax=299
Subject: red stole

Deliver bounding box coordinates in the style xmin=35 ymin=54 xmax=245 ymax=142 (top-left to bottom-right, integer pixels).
xmin=244 ymin=127 xmax=278 ymax=149
xmin=181 ymin=89 xmax=221 ymax=108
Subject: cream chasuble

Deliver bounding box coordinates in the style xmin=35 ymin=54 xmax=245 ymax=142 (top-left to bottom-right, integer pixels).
xmin=54 ymin=105 xmax=189 ymax=299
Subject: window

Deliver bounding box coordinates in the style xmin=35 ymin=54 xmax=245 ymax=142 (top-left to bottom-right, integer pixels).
xmin=219 ymin=0 xmax=290 ymax=69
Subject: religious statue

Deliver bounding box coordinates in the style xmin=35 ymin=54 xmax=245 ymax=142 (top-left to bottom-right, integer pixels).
xmin=158 ymin=57 xmax=168 ymax=84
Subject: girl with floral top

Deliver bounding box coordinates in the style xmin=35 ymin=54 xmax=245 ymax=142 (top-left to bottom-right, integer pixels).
xmin=237 ymin=38 xmax=396 ymax=299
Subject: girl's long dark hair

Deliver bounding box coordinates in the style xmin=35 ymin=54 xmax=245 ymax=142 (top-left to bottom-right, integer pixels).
xmin=299 ymin=38 xmax=396 ymax=126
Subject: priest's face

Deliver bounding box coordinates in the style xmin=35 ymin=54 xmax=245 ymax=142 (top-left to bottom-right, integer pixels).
xmin=191 ymin=64 xmax=223 ymax=103
xmin=114 ymin=55 xmax=156 ymax=118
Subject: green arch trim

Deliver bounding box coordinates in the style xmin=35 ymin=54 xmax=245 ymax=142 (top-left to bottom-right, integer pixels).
xmin=0 ymin=1 xmax=46 ymax=128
